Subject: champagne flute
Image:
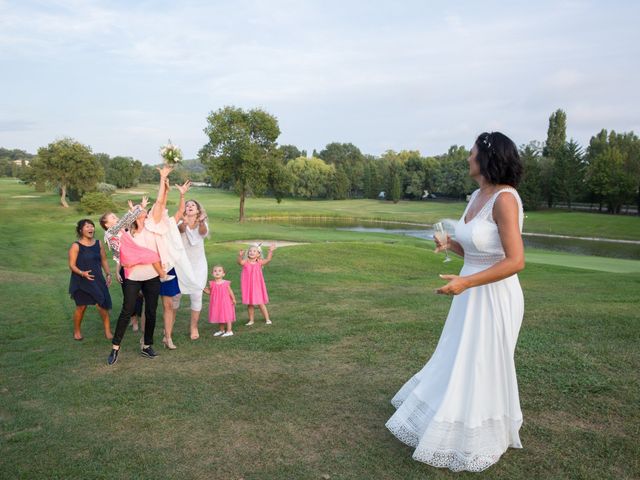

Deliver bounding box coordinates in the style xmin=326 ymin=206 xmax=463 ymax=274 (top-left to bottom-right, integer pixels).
xmin=433 ymin=222 xmax=451 ymax=263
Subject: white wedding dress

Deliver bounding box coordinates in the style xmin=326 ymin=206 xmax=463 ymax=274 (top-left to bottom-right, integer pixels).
xmin=386 ymin=188 xmax=525 ymax=472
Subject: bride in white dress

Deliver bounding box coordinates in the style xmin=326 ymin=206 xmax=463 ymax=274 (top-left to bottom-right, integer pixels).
xmin=386 ymin=131 xmax=526 ymax=472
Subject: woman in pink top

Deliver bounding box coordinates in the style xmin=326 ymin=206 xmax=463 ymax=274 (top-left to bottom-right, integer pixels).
xmin=237 ymin=243 xmax=276 ymax=325
xmin=204 ymin=265 xmax=236 ymax=337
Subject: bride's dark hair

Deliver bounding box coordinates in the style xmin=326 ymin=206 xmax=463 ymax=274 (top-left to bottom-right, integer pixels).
xmin=475 ymin=132 xmax=523 ymax=187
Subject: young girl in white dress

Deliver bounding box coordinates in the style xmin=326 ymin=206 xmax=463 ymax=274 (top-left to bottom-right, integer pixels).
xmin=386 ymin=131 xmax=526 ymax=472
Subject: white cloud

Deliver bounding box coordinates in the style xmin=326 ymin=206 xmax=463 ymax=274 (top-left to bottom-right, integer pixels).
xmin=0 ymin=0 xmax=638 ymax=160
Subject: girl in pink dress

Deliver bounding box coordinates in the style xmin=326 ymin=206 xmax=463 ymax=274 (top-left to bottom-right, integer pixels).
xmin=204 ymin=265 xmax=236 ymax=337
xmin=237 ymin=243 xmax=276 ymax=325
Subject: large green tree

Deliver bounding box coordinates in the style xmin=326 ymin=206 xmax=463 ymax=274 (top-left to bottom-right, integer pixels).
xmin=553 ymin=139 xmax=585 ymax=209
xmin=608 ymin=131 xmax=640 ymax=214
xmin=543 ymin=109 xmax=567 ymax=158
xmin=94 ymin=152 xmax=111 ymax=171
xmin=0 ymin=148 xmax=34 ymax=177
xmin=541 ymin=109 xmax=567 ymax=207
xmin=34 ymin=138 xmax=103 ymax=207
xmin=279 ymin=144 xmax=307 ymax=162
xmin=329 ymin=168 xmax=350 ymax=200
xmin=433 ymin=145 xmax=473 ymax=199
xmin=199 ymin=106 xmax=283 ymax=222
xmin=403 ymin=153 xmax=439 ymax=199
xmin=106 ymin=156 xmax=142 ymax=188
xmin=139 ymin=164 xmax=159 ymax=184
xmin=365 ymin=155 xmax=386 ymax=199
xmin=318 ymin=142 xmax=365 ymax=197
xmin=585 ymin=130 xmax=637 ymax=213
xmin=518 ymin=141 xmax=544 ymax=210
xmin=286 ymin=156 xmax=333 ymax=198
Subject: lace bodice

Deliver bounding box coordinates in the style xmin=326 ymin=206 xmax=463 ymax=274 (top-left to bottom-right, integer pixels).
xmin=454 ymin=188 xmax=523 ymax=268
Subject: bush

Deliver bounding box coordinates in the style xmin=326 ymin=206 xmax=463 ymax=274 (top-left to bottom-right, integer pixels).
xmin=97 ymin=182 xmax=117 ymax=196
xmin=79 ymin=192 xmax=117 ymax=214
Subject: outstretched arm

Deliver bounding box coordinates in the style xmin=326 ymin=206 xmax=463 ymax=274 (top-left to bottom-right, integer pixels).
xmin=260 ymin=244 xmax=276 ymax=266
xmin=106 ymin=206 xmax=143 ymax=237
xmin=151 ymin=166 xmax=172 ymax=224
xmin=173 ymin=180 xmax=192 ymax=223
xmin=198 ymin=211 xmax=209 ymax=236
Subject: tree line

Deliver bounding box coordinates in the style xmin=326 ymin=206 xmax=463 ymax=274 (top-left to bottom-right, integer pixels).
xmin=3 ymin=107 xmax=638 ymax=219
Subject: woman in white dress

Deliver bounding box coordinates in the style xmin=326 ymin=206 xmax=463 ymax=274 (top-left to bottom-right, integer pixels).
xmin=176 ymin=199 xmax=209 ymax=340
xmin=386 ymin=131 xmax=526 ymax=472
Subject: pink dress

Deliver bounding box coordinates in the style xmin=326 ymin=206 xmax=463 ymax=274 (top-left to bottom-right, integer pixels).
xmin=208 ymin=280 xmax=236 ymax=323
xmin=241 ymin=261 xmax=269 ymax=305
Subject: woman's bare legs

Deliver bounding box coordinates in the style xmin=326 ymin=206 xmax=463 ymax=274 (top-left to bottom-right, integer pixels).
xmin=73 ymin=305 xmax=87 ymax=340
xmin=162 ymin=295 xmax=177 ymax=349
xmin=97 ymin=305 xmax=113 ymax=339
xmin=190 ymin=309 xmax=200 ymax=340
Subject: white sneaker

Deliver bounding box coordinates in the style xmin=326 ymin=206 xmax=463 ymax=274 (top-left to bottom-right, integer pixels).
xmin=213 ymin=331 xmax=224 ymax=337
xmin=221 ymin=331 xmax=234 ymax=337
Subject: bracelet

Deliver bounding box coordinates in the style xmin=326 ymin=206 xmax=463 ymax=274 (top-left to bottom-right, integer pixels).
xmin=106 ymin=273 xmax=112 ymax=277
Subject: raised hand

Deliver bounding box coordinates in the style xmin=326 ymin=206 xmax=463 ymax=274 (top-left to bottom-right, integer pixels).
xmin=141 ymin=195 xmax=149 ymax=210
xmin=157 ymin=165 xmax=173 ymax=178
xmin=176 ymin=180 xmax=192 ymax=196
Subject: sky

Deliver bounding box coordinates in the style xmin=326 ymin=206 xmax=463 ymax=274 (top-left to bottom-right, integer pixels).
xmin=1 ymin=0 xmax=639 ymax=164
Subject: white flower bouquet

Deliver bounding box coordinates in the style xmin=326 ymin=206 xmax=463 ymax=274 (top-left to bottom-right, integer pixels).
xmin=159 ymin=140 xmax=183 ymax=164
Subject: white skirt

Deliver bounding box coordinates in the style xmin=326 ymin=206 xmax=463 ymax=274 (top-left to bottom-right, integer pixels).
xmin=386 ymin=265 xmax=524 ymax=472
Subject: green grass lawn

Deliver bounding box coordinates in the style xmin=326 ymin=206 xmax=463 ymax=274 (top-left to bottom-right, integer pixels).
xmin=1 ymin=178 xmax=639 ymax=479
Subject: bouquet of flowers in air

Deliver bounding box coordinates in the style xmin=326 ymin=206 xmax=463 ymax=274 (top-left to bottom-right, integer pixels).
xmin=159 ymin=140 xmax=183 ymax=165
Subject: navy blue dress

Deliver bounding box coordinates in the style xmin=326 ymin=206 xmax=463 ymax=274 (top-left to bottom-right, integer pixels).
xmin=69 ymin=241 xmax=112 ymax=309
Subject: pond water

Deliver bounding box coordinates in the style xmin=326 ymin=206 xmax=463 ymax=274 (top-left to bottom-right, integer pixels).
xmin=247 ymin=216 xmax=640 ymax=260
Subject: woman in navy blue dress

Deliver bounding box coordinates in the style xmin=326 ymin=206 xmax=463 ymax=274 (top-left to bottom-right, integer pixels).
xmin=68 ymin=219 xmax=113 ymax=340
